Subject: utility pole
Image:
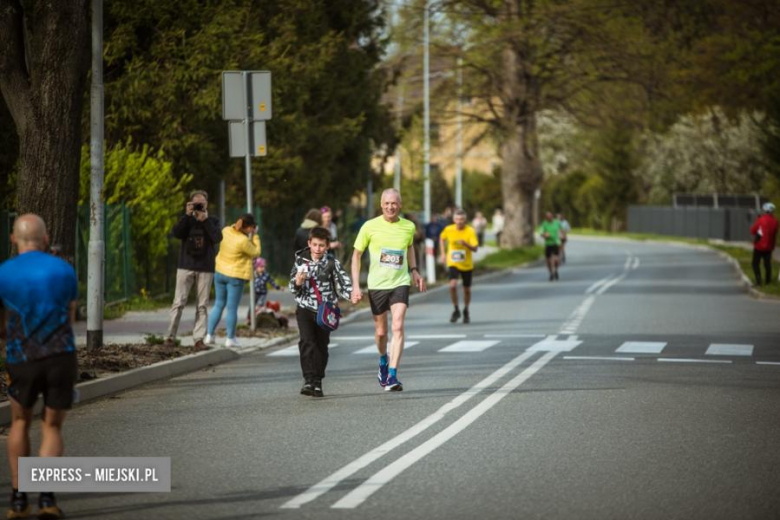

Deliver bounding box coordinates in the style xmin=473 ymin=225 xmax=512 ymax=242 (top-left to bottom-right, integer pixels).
xmin=423 ymin=0 xmax=435 ymax=284
xmin=87 ymin=0 xmax=104 ymax=351
xmin=394 ymin=86 xmax=404 ymax=194
xmin=455 ymin=57 xmax=463 ymax=209
xmin=242 ymin=71 xmax=257 ymax=331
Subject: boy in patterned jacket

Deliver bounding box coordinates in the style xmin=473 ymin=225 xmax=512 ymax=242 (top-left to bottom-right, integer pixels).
xmin=289 ymin=227 xmax=352 ymax=397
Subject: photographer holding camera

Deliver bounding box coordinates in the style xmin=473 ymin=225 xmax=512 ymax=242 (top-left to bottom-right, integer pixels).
xmin=166 ymin=190 xmax=222 ymax=350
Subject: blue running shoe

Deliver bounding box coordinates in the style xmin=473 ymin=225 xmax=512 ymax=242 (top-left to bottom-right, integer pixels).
xmin=385 ymin=375 xmax=403 ymax=392
xmin=378 ymin=363 xmax=389 ymax=388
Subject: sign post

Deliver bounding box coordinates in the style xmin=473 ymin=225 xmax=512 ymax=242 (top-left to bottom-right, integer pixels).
xmin=222 ymin=71 xmax=272 ymax=332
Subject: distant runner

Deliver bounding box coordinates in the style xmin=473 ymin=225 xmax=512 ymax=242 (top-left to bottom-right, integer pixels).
xmin=538 ymin=211 xmax=562 ymax=281
xmin=351 ymin=189 xmax=426 ymax=392
xmin=439 ymin=209 xmax=479 ymax=323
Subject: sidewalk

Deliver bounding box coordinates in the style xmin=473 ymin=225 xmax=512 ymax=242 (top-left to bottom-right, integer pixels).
xmin=73 ymin=290 xmax=297 ymax=347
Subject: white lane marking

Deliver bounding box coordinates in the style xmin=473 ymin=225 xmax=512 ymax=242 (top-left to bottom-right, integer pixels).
xmin=632 ymin=257 xmax=640 ymax=270
xmin=658 ymin=358 xmax=732 ymax=364
xmin=354 ymin=341 xmax=419 ymax=354
xmin=705 ymin=344 xmax=754 ymax=356
xmin=438 ymin=340 xmax=500 ymax=353
xmin=757 ymin=361 xmax=780 ymax=366
xmin=280 ymin=347 xmax=542 ymax=509
xmin=409 ymin=334 xmax=467 ymax=340
xmin=585 ymin=275 xmax=614 ymax=295
xmin=484 ymin=333 xmax=546 ymax=339
xmin=624 ymin=255 xmax=632 ymax=271
xmin=616 ymin=341 xmax=667 ymax=354
xmin=559 ymin=295 xmax=595 ymax=335
xmin=267 ymin=345 xmax=298 ymax=357
xmin=596 ymin=274 xmax=626 ymax=295
xmin=268 ymin=343 xmax=339 ymax=357
xmin=527 ymin=335 xmax=582 ymax=352
xmin=563 ymin=356 xmax=635 ymax=362
xmin=331 ymin=350 xmax=559 ymax=509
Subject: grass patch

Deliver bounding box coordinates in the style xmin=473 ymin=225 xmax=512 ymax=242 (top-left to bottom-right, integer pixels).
xmin=476 ymin=246 xmax=543 ymax=271
xmin=572 ymin=228 xmax=780 ymax=297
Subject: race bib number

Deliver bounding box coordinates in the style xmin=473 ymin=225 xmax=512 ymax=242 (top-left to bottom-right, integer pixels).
xmin=450 ymin=250 xmax=466 ymax=263
xmin=379 ymin=248 xmax=404 ymax=270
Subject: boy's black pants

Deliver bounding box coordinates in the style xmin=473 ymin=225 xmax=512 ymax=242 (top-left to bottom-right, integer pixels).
xmin=296 ymin=307 xmax=330 ymax=384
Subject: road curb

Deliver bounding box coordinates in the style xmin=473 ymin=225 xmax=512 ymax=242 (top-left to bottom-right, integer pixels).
xmin=0 ymin=334 xmax=296 ymax=427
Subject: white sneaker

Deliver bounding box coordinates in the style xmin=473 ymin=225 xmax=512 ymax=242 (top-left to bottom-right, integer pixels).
xmin=225 ymin=338 xmax=241 ymax=348
xmin=204 ymin=334 xmax=215 ymax=345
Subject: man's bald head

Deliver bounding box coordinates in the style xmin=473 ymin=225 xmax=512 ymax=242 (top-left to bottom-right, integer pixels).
xmin=12 ymin=214 xmax=49 ymax=253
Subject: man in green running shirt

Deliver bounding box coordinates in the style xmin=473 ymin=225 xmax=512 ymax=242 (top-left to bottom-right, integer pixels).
xmin=537 ymin=211 xmax=563 ymax=281
xmin=351 ymin=189 xmax=426 ymax=391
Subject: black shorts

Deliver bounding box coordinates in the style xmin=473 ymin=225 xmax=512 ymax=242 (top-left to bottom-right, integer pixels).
xmin=545 ymin=245 xmax=560 ymax=258
xmin=6 ymin=352 xmax=78 ymax=410
xmin=447 ymin=267 xmax=473 ymax=287
xmin=368 ymin=286 xmax=410 ymax=315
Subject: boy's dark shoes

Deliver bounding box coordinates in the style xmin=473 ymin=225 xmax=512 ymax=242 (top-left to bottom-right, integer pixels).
xmin=37 ymin=492 xmax=63 ymax=520
xmin=7 ymin=490 xmax=30 ymax=519
xmin=300 ymin=383 xmax=314 ymax=396
xmin=312 ymin=384 xmax=324 ymax=398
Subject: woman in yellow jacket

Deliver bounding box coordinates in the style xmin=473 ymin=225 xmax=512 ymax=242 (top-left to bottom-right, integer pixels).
xmin=205 ymin=214 xmax=260 ymax=347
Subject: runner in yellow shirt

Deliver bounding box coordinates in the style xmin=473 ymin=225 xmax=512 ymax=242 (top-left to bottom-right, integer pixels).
xmin=439 ymin=209 xmax=479 ymax=324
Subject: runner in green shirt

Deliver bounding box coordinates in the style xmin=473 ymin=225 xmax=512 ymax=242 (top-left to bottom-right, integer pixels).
xmin=537 ymin=211 xmax=563 ymax=281
xmin=351 ymin=188 xmax=426 ymax=391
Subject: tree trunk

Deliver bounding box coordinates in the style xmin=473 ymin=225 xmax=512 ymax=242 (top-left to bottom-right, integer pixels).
xmin=500 ymin=117 xmax=542 ymax=247
xmin=498 ymin=17 xmax=543 ymax=248
xmin=0 ymin=1 xmax=90 ymax=264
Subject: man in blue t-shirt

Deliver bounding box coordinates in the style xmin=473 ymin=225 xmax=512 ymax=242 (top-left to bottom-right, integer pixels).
xmin=0 ymin=214 xmax=77 ymax=519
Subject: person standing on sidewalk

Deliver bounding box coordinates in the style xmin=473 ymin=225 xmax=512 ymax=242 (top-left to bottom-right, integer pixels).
xmin=351 ymin=189 xmax=426 ymax=392
xmin=206 ymin=214 xmax=260 ymax=348
xmin=166 ymin=190 xmax=222 ymax=350
xmin=440 ymin=209 xmax=479 ymax=324
xmin=538 ymin=211 xmax=562 ymax=281
xmin=750 ymin=202 xmax=778 ymax=286
xmin=0 ymin=215 xmax=77 ymax=520
xmin=290 ymin=227 xmax=352 ymax=397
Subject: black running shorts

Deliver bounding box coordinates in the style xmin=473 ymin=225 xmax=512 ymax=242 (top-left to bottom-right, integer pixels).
xmin=368 ymin=286 xmax=410 ymax=315
xmin=6 ymin=352 xmax=78 ymax=410
xmin=545 ymin=245 xmax=560 ymax=258
xmin=447 ymin=267 xmax=473 ymax=287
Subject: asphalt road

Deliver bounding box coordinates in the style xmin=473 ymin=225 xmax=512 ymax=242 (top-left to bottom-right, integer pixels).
xmin=3 ymin=236 xmax=780 ymax=520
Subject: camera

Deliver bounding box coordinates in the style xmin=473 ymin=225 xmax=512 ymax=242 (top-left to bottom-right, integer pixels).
xmin=192 ymin=203 xmax=205 ymax=212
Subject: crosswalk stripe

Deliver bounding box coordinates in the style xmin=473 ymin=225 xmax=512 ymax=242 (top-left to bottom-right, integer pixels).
xmin=616 ymin=341 xmax=666 ymax=354
xmin=438 ymin=340 xmax=500 ymax=353
xmin=705 ymin=344 xmax=753 ymax=356
xmin=354 ymin=341 xmax=419 ymax=354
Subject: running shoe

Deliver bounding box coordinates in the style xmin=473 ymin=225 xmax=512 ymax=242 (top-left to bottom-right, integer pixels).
xmin=554 ymin=271 xmax=560 ymax=281
xmin=7 ymin=491 xmax=30 ymax=519
xmin=378 ymin=362 xmax=389 ymax=387
xmin=549 ymin=273 xmax=554 ymax=281
xmin=37 ymin=493 xmax=62 ymax=520
xmin=312 ymin=383 xmax=324 ymax=398
xmin=300 ymin=383 xmax=314 ymax=396
xmin=204 ymin=334 xmax=216 ymax=345
xmin=463 ymin=309 xmax=470 ymax=324
xmin=225 ymin=337 xmax=241 ymax=348
xmin=385 ymin=375 xmax=403 ymax=392
xmin=450 ymin=308 xmax=461 ymax=323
